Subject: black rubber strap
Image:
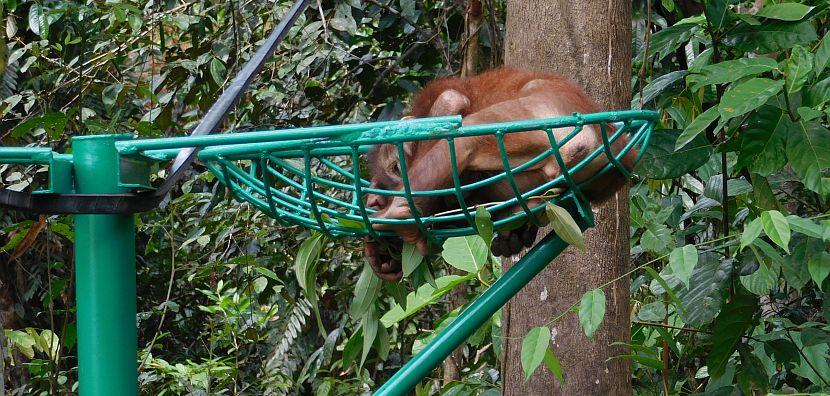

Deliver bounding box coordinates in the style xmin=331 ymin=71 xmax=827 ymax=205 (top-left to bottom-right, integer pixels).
xmin=0 ymin=0 xmax=309 ymax=215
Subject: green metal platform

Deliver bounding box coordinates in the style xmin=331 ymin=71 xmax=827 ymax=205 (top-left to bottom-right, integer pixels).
xmin=0 ymin=110 xmax=657 ymax=395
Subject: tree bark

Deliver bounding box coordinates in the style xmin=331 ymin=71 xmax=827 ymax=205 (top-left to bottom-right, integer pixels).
xmin=501 ymin=1 xmax=632 ymax=394
xmin=461 ymin=0 xmax=484 ymax=78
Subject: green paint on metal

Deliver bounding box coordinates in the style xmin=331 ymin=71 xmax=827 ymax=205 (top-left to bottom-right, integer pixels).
xmin=375 ymin=204 xmax=587 ymax=394
xmin=72 ymin=134 xmax=138 ymax=396
xmin=0 ymin=110 xmax=658 ymax=395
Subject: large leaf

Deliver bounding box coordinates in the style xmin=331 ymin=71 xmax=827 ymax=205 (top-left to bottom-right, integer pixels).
xmin=636 ymin=129 xmax=712 ymax=179
xmin=814 ymin=33 xmax=830 ymax=74
xmin=806 ymin=76 xmax=830 ymax=107
xmin=401 ymin=242 xmax=424 ymax=277
xmin=740 ymin=218 xmax=763 ymax=250
xmin=737 ymin=106 xmax=790 ymax=176
xmin=669 ymin=245 xmax=698 ymax=288
xmin=754 ymin=3 xmax=814 ymax=21
xmin=708 ymin=292 xmax=758 ymax=377
xmin=676 ymin=252 xmax=732 ymax=327
xmin=736 ymin=344 xmax=769 ymax=393
xmin=808 ymin=252 xmax=830 ymax=291
xmin=632 ymin=70 xmax=688 ymax=109
xmin=380 ymin=274 xmax=473 ymax=327
xmin=521 ymin=326 xmax=551 ymax=382
xmin=740 ymin=256 xmax=777 ymax=296
xmin=724 ymin=21 xmax=818 ymax=53
xmin=545 ymin=203 xmax=585 ymax=250
xmin=704 ymin=0 xmax=732 ymax=30
xmin=785 ymin=46 xmax=813 ymax=94
xmin=641 ymin=224 xmax=672 ymax=254
xmin=786 ymin=121 xmax=830 ymax=196
xmin=579 ymin=289 xmax=606 ymax=338
xmin=350 ymin=260 xmax=382 ymax=318
xmin=638 ymin=23 xmax=700 ymax=64
xmin=294 ymin=232 xmax=327 ymax=335
xmin=675 ymin=106 xmax=719 ymax=151
xmin=475 ymin=206 xmax=493 ymax=248
xmin=760 ymin=210 xmax=790 ymax=253
xmin=782 ymin=237 xmax=822 ymax=291
xmin=441 ymin=235 xmax=488 ymax=273
xmin=718 ymin=78 xmax=784 ymax=122
xmin=687 ymin=58 xmax=779 ymax=91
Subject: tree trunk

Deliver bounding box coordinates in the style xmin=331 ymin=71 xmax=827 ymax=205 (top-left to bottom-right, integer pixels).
xmin=501 ymin=1 xmax=632 ymax=394
xmin=461 ymin=0 xmax=484 ymax=78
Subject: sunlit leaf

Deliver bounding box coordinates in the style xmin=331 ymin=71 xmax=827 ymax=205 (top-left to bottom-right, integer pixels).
xmin=521 ymin=326 xmax=551 ymax=382
xmin=545 ymin=203 xmax=585 ymax=250
xmin=579 ymin=289 xmax=606 ymax=338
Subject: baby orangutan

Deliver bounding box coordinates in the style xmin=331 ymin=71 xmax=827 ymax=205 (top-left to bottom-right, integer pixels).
xmin=364 ymin=67 xmax=635 ymax=281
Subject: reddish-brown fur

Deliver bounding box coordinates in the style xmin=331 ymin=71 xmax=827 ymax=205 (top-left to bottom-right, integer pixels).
xmin=364 ymin=67 xmax=636 ymax=281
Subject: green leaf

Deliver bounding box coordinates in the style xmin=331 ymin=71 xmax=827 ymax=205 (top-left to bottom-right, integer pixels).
xmin=636 ymin=129 xmax=712 ymax=179
xmin=341 ymin=329 xmax=362 ymax=368
xmin=718 ymin=78 xmax=784 ymax=122
xmin=632 ymin=70 xmax=688 ymax=109
xmin=782 ymin=238 xmax=820 ymax=291
xmin=441 ymin=235 xmax=488 ymax=273
xmin=641 ymin=224 xmax=672 ymax=254
xmin=704 ymin=0 xmax=731 ymax=30
xmin=806 ymin=76 xmax=830 ymax=107
xmin=760 ymin=210 xmax=790 ymax=253
xmin=764 ymin=338 xmax=800 ymax=367
xmin=10 ymin=112 xmax=69 ymax=139
xmin=637 ymin=301 xmax=667 ymax=322
xmin=294 ymin=232 xmax=325 ymax=294
xmin=724 ymin=21 xmax=818 ymax=53
xmin=102 ymin=83 xmax=123 ymax=111
xmin=475 ymin=206 xmax=494 ymax=248
xmin=209 ymin=58 xmax=227 ymax=85
xmin=543 ymin=348 xmax=564 ymax=383
xmin=737 ymin=106 xmax=790 ymax=176
xmin=676 ymin=253 xmax=732 ymax=327
xmin=736 ymin=344 xmax=768 ymax=393
xmin=785 ymin=46 xmax=813 ymax=94
xmin=741 ymin=218 xmax=763 ymax=250
xmin=740 ymin=253 xmax=777 ymax=296
xmin=708 ymin=292 xmax=758 ymax=377
xmin=675 ymin=106 xmax=719 ymax=151
xmin=521 ymin=326 xmax=551 ymax=382
xmin=545 ymin=203 xmax=585 ymax=250
xmin=754 ymin=3 xmax=814 ymax=21
xmin=350 ymin=260 xmax=381 ymax=318
xmin=814 ymin=33 xmax=830 ymax=74
xmin=787 ymin=215 xmax=825 ymax=239
xmin=687 ymin=56 xmax=779 ymax=91
xmin=5 ymin=329 xmax=36 ymax=359
xmin=578 ymin=289 xmax=606 ymax=338
xmin=801 ymin=327 xmax=830 ymax=347
xmin=360 ymin=309 xmax=378 ymax=370
xmin=669 ymin=245 xmax=698 ymax=288
xmin=638 ymin=23 xmax=700 ymax=64
xmin=808 ymin=252 xmax=830 ymax=291
xmin=293 ymin=232 xmax=327 ymax=337
xmin=380 ymin=274 xmax=474 ymax=327
xmin=797 ymin=106 xmax=822 ymax=121
xmin=786 ymin=121 xmax=830 ymax=196
xmin=401 ymin=242 xmax=424 ymax=277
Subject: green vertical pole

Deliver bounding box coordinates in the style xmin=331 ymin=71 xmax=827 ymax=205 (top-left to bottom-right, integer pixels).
xmin=374 ymin=203 xmax=589 ymax=396
xmin=72 ymin=135 xmax=138 ymax=396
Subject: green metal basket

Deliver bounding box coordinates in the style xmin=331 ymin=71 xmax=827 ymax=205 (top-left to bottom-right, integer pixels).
xmin=118 ymin=110 xmax=658 ymax=241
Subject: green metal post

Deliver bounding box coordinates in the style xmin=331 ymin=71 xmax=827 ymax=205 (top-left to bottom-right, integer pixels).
xmin=374 ymin=216 xmax=584 ymax=395
xmin=73 ymin=135 xmax=138 ymax=396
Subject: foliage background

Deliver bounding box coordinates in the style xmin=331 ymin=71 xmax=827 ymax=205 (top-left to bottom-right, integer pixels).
xmin=0 ymin=0 xmax=828 ymax=395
